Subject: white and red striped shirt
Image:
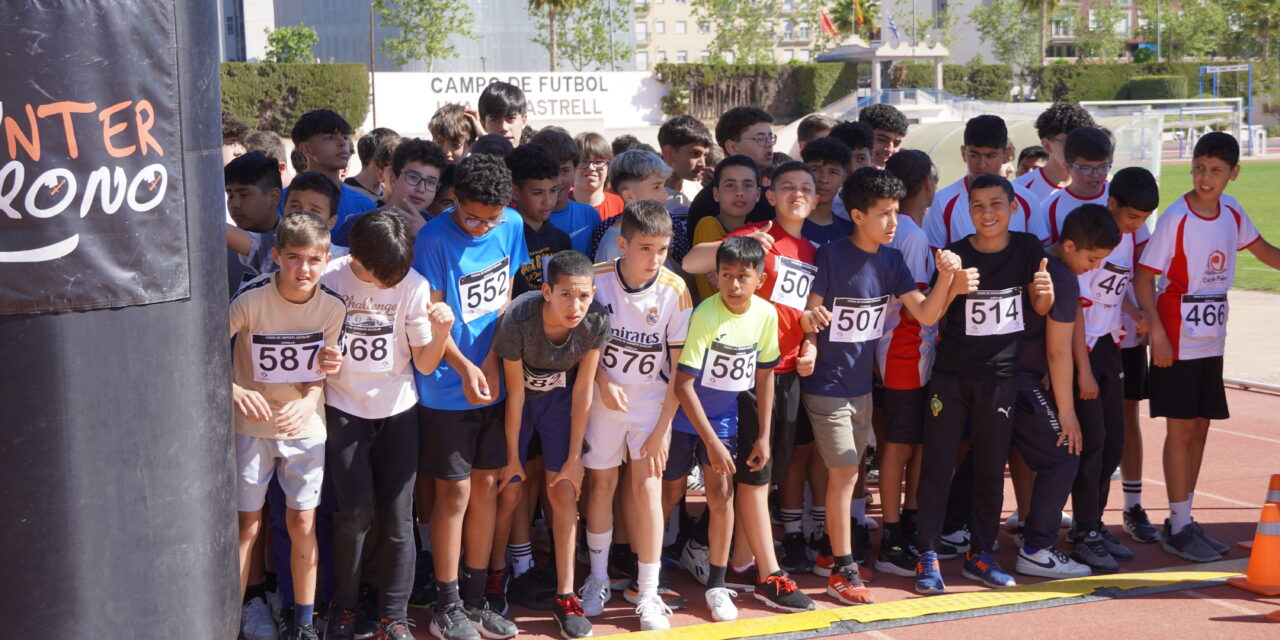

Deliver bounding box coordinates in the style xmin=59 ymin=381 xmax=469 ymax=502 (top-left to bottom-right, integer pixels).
xmin=1138 ymin=195 xmax=1260 ymax=360
xmin=923 ymin=176 xmax=1046 ymax=249
xmin=1014 ymin=166 xmax=1068 ymax=203
xmin=876 ymin=214 xmax=937 ymax=389
xmin=1037 ymin=182 xmax=1110 ymax=246
xmin=1078 ymin=230 xmax=1149 ymax=349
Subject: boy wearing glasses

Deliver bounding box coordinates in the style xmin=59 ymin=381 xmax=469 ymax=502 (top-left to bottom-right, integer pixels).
xmin=411 ymin=153 xmax=529 ymax=640
xmin=685 ymin=107 xmax=778 ymax=248
xmin=1033 ymin=127 xmax=1114 ymax=246
xmin=1015 ymin=103 xmax=1097 ymax=202
xmin=333 ymin=139 xmax=449 ymax=242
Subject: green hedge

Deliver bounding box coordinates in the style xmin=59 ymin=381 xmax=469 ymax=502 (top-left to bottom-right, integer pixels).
xmin=654 ymin=62 xmax=857 ymax=121
xmin=1121 ymin=75 xmax=1188 ymax=100
xmin=1036 ymin=62 xmax=1234 ymax=102
xmin=222 ymin=62 xmax=369 ymax=136
xmin=895 ymin=63 xmax=1013 ymax=101
xmin=794 ymin=63 xmax=860 ymax=114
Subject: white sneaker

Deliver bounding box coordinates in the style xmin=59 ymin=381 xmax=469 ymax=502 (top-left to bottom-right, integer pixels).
xmin=705 ymin=587 xmax=739 ymax=622
xmin=680 ymin=539 xmax=711 ymax=586
xmin=686 ymin=466 xmax=705 ymax=494
xmin=1004 ymin=512 xmax=1022 ymax=532
xmin=578 ymin=574 xmax=611 ymax=618
xmin=636 ymin=595 xmax=672 ymax=631
xmin=241 ymin=596 xmax=279 ymax=640
xmin=1016 ymin=546 xmax=1092 ymax=579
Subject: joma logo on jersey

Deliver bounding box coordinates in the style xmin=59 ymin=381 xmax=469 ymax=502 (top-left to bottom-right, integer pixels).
xmin=1207 ymin=250 xmax=1227 ymax=273
xmin=646 ymin=306 xmax=660 ymax=326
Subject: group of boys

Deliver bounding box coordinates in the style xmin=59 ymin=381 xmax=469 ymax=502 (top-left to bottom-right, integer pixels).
xmin=221 ymin=80 xmax=1280 ymax=640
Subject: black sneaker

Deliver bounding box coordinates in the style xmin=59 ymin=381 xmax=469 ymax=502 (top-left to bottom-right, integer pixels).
xmin=1096 ymin=523 xmax=1135 ymax=559
xmin=1161 ymin=519 xmax=1221 ymax=563
xmin=937 ymin=528 xmax=970 ymax=560
xmin=725 ymin=563 xmax=759 ymax=592
xmin=429 ymin=602 xmax=479 ymax=640
xmin=508 ymin=566 xmax=555 ymax=610
xmin=410 ymin=551 xmax=437 ymax=608
xmin=1122 ymin=505 xmax=1161 ymax=543
xmin=463 ymin=598 xmax=517 ymax=639
xmin=324 ymin=605 xmax=358 ymax=640
xmin=780 ymin=532 xmax=812 ymax=574
xmin=874 ymin=538 xmax=918 ymax=578
xmin=1188 ymin=521 xmax=1230 ymax=555
xmin=753 ymin=572 xmax=815 ymax=612
xmin=607 ymin=549 xmax=637 ymax=591
xmin=484 ymin=568 xmax=510 ymax=616
xmin=292 ymin=625 xmax=320 ymax=640
xmin=552 ymin=594 xmax=593 ymax=639
xmin=277 ymin=605 xmax=295 ymax=639
xmin=356 ymin=584 xmax=379 ymax=639
xmin=377 ymin=618 xmax=415 ymax=640
xmin=1071 ymin=529 xmax=1119 ymax=573
xmin=853 ymin=522 xmax=871 ymax=564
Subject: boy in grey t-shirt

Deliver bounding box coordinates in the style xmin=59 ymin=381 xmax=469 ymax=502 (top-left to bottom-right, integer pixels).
xmin=492 ymin=250 xmax=610 ymax=639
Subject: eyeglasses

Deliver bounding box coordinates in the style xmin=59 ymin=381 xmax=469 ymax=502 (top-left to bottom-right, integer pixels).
xmin=461 ymin=213 xmax=506 ymax=229
xmin=585 ymin=160 xmax=609 ymax=170
xmin=1070 ymin=162 xmax=1111 ymax=177
xmin=741 ymin=132 xmax=778 ymax=146
xmin=400 ymin=171 xmax=440 ymax=192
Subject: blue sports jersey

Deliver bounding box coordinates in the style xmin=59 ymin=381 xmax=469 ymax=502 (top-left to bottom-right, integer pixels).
xmin=549 ymin=199 xmax=602 ymax=256
xmin=412 ymin=206 xmax=530 ymax=410
xmin=802 ymin=216 xmax=854 ymax=247
xmin=280 ymin=184 xmax=376 ymax=247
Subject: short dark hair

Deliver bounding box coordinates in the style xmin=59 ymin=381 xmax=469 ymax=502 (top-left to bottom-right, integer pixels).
xmin=372 ymin=138 xmax=400 ymax=171
xmin=967 ymin=173 xmax=1015 ymax=203
xmin=225 ymin=152 xmax=283 ymax=194
xmin=244 ymin=130 xmax=285 ymax=165
xmin=619 ymin=199 xmax=673 ymax=239
xmin=274 ymin=211 xmax=330 ymax=251
xmin=1034 ymin=103 xmax=1096 ymax=141
xmin=797 ymin=114 xmax=837 ymax=143
xmin=290 ymin=109 xmax=353 ymax=146
xmin=712 ymin=154 xmax=761 ymax=187
xmin=842 ymin=167 xmax=906 ymax=215
xmin=964 ymin=115 xmax=1008 ymax=150
xmin=222 ymin=109 xmax=250 ymax=144
xmin=714 ymin=106 xmax=774 ymax=150
xmin=530 ymin=127 xmax=581 ymax=166
xmin=545 ymin=250 xmax=594 ymax=287
xmin=505 ymin=143 xmax=561 ymax=186
xmin=884 ymin=149 xmax=935 ymax=201
xmin=800 ymin=136 xmax=853 ymax=167
xmin=454 ymin=153 xmax=513 ymax=206
xmin=858 ymin=104 xmax=908 ymax=137
xmin=357 ymin=127 xmax=400 ymax=165
xmin=1017 ymin=145 xmax=1049 ymax=165
xmin=770 ymin=160 xmax=813 ymax=185
xmin=470 ymin=133 xmax=515 ymax=158
xmin=1193 ymin=131 xmax=1240 ymax=167
xmin=1064 ymin=126 xmax=1113 ymax=164
xmin=828 ymin=121 xmax=873 ymax=152
xmin=716 ymin=235 xmax=766 ymax=273
xmin=439 ymin=162 xmax=457 ymax=191
xmin=478 ymin=81 xmax=527 ymax=119
xmin=429 ymin=104 xmax=478 ymax=146
xmin=611 ymin=134 xmax=646 ymax=156
xmin=1060 ymin=203 xmax=1121 ymax=251
xmin=392 ymin=138 xmax=448 ymax=177
xmin=1108 ymin=167 xmax=1160 ymax=213
xmin=349 ymin=209 xmax=413 ymax=286
xmin=658 ymin=115 xmax=714 ymax=150
xmin=286 ymin=171 xmax=341 ymax=216
xmin=290 ymin=148 xmax=308 ymax=173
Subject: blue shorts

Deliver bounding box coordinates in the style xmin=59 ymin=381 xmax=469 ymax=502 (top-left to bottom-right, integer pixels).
xmin=515 ymin=376 xmax=575 ymax=475
xmin=663 ymin=430 xmax=738 ymax=482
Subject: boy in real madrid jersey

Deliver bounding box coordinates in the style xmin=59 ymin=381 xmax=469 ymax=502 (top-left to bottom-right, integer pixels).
xmin=580 ymin=200 xmax=692 ymax=631
xmin=229 ymin=212 xmax=346 ymax=639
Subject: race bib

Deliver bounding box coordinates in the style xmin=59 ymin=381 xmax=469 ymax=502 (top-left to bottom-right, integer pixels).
xmin=965 ymin=287 xmax=1024 ymax=336
xmin=830 ymin=296 xmax=889 ymax=343
xmin=344 ymin=319 xmax=394 ymax=374
xmin=1181 ymin=293 xmax=1227 ymax=338
xmin=703 ymin=341 xmax=757 ymax=392
xmin=524 ymin=366 xmax=567 ymax=391
xmin=770 ymin=256 xmax=818 ymax=311
xmin=251 ymin=332 xmax=325 ymax=383
xmin=601 ymin=338 xmax=663 ymax=385
xmin=459 ymin=257 xmax=511 ymax=322
xmin=1090 ymin=262 xmax=1130 ymax=308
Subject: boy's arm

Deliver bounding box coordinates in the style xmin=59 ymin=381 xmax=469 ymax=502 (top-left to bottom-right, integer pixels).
xmin=498 ymin=358 xmax=526 ymax=488
xmin=433 ymin=289 xmax=493 ymax=404
xmin=227 ymin=224 xmax=251 ymax=256
xmin=673 ymin=370 xmax=736 ymax=476
xmin=274 ymin=380 xmax=323 ymax=438
xmin=899 ymin=270 xmax=958 ymax=327
xmin=747 ymin=368 xmax=775 ymax=472
xmin=1046 ymin=316 xmax=1083 ymax=455
xmin=638 ymin=346 xmax=682 ymax=478
xmin=1072 ymin=306 xmax=1098 ymax=400
xmin=681 ymin=240 xmax=722 ymax=275
xmin=1030 ymin=258 xmax=1054 ymax=316
xmin=549 ymin=349 xmax=601 ymax=497
xmin=1133 ymin=268 xmax=1171 ymax=367
xmin=1247 ymin=236 xmax=1280 ymax=270
xmin=410 ymin=297 xmax=456 ymax=375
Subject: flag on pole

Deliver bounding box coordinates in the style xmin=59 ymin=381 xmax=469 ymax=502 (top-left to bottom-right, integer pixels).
xmin=820 ymin=11 xmax=838 ymax=37
xmin=854 ymin=0 xmax=864 ymax=24
xmin=887 ymin=16 xmax=901 ymax=45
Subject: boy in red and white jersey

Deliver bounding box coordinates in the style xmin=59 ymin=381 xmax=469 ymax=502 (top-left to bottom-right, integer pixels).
xmin=1014 ymin=103 xmax=1097 ymax=202
xmin=1135 ymin=132 xmax=1280 ymax=563
xmin=1035 ymin=127 xmax=1114 ymax=245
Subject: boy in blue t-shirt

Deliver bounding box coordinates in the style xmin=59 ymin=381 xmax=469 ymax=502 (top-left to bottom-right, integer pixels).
xmin=288 ymin=110 xmax=376 ymax=245
xmin=411 ymin=153 xmax=529 ymax=640
xmin=530 ymin=128 xmax=603 ymax=255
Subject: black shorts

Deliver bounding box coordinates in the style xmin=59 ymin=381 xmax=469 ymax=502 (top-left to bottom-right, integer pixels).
xmin=882 ymin=386 xmax=927 ymax=445
xmin=735 ymin=370 xmax=810 ymax=486
xmin=418 ymin=402 xmax=508 ymax=481
xmin=1147 ymin=356 xmax=1229 ymax=421
xmin=664 ymin=430 xmax=738 ymax=482
xmin=1121 ymin=345 xmax=1149 ymax=401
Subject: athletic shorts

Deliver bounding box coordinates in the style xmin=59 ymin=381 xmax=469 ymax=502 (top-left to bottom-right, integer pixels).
xmin=418 ymin=402 xmax=507 ymax=481
xmin=583 ymin=384 xmax=665 ymax=470
xmin=882 ymin=386 xmax=927 ymax=445
xmin=735 ymin=370 xmax=810 ymax=486
xmin=1120 ymin=345 xmax=1149 ymax=401
xmin=801 ymin=391 xmax=873 ymax=468
xmin=663 ymin=430 xmax=738 ymax=482
xmin=236 ymin=433 xmax=326 ymax=511
xmin=1147 ymin=355 xmax=1228 ymax=421
xmin=515 ymin=383 xmax=574 ymax=474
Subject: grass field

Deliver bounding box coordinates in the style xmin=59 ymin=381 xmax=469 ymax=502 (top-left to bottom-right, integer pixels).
xmin=1158 ymin=159 xmax=1280 ymax=293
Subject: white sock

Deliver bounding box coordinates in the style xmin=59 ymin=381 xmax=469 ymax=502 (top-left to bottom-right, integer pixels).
xmin=731 ymin=560 xmax=755 ymax=573
xmin=811 ymin=506 xmax=826 ymax=532
xmin=1122 ymin=480 xmax=1143 ymax=510
xmin=779 ymin=508 xmax=804 ymax=534
xmin=509 ymin=542 xmax=534 ymax=577
xmin=636 ymin=561 xmax=660 ymax=599
xmin=1169 ymin=499 xmax=1192 ymax=533
xmin=1187 ymin=491 xmax=1195 ymax=510
xmin=663 ymin=508 xmax=680 ymax=546
xmin=586 ymin=528 xmax=612 ymax=581
xmin=851 ymin=497 xmax=867 ymax=523
xmin=418 ymin=522 xmax=432 ymax=552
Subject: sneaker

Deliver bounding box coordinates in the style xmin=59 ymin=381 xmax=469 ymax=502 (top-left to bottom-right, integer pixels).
xmin=852 ymin=522 xmax=871 ymax=563
xmin=577 ymin=575 xmax=611 ymax=618
xmin=753 ymin=572 xmax=814 ymax=612
xmin=1161 ymin=519 xmax=1222 ymax=562
xmin=410 ymin=551 xmax=437 ymax=609
xmin=915 ymin=551 xmax=945 ymax=594
xmin=429 ymin=602 xmax=479 ymax=640
xmin=277 ymin=605 xmax=294 ymax=639
xmin=552 ymin=595 xmax=593 ymax=639
xmin=241 ymin=596 xmax=279 ymax=640
xmin=874 ymin=538 xmax=918 ymax=578
xmin=355 ymin=585 xmax=379 ymax=640
xmin=508 ymin=565 xmax=554 ymax=610
xmin=1122 ymin=505 xmax=1161 ymax=543
xmin=635 ymin=595 xmax=672 ymax=631
xmin=463 ymin=599 xmax=517 ymax=640
xmin=811 ymin=533 xmax=834 ymax=577
xmin=660 ymin=541 xmax=683 ymax=570
xmin=866 ymin=467 xmax=880 ymax=485
xmin=827 ymin=564 xmax=874 ymax=605
xmin=1096 ymin=523 xmax=1135 ymax=559
xmin=961 ymin=551 xmax=1017 ymax=588
xmin=484 ymin=568 xmax=509 ymax=616
xmin=623 ymin=569 xmax=686 ymax=610
xmin=1071 ymin=530 xmax=1120 ymax=573
xmin=1003 ymin=512 xmax=1022 ymax=532
xmin=377 ymin=619 xmax=415 ymax=640
xmin=1016 ymin=546 xmax=1091 ymax=578
xmin=705 ymin=587 xmax=738 ymax=621
xmin=686 ymin=465 xmax=705 ymax=494
xmin=1013 ymin=525 xmax=1026 ymax=550
xmin=607 ymin=550 xmax=637 ymax=591
xmin=1188 ymin=521 xmax=1230 ymax=554
xmin=680 ymin=539 xmax=711 ymax=586
xmin=324 ymin=605 xmax=358 ymax=640
xmin=291 ymin=625 xmax=319 ymax=640
xmin=780 ymin=532 xmax=811 ymax=574
xmin=937 ymin=528 xmax=970 ymax=560
xmin=725 ymin=563 xmax=758 ymax=592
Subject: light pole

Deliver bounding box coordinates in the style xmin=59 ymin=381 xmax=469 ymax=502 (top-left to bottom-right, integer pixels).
xmin=1156 ymin=0 xmax=1162 ymax=61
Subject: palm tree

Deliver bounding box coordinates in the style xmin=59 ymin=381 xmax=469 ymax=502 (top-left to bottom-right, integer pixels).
xmin=1018 ymin=0 xmax=1059 ymax=63
xmin=529 ymin=0 xmax=581 ymax=71
xmin=831 ymin=0 xmax=881 ymax=42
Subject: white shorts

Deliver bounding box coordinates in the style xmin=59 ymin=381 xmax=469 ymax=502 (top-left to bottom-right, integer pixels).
xmin=235 ymin=433 xmax=326 ymax=511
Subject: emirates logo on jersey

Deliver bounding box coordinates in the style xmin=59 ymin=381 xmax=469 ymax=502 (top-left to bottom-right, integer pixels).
xmin=1207 ymin=250 xmax=1227 ymax=274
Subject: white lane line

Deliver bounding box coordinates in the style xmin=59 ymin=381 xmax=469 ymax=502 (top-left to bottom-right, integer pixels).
xmin=1143 ymin=478 xmax=1258 ymax=507
xmin=1183 ymin=589 xmax=1270 ymax=616
xmin=864 ymin=631 xmax=896 ymax=640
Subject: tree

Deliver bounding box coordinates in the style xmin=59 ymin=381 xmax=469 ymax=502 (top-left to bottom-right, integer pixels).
xmin=1230 ymin=0 xmax=1280 ymax=61
xmin=1133 ymin=0 xmax=1230 ymax=61
xmin=263 ymin=24 xmax=319 ymax=63
xmin=1072 ymin=0 xmax=1128 ymax=60
xmin=373 ymin=0 xmax=475 ymax=71
xmin=830 ymin=0 xmax=881 ymax=43
xmin=969 ymin=0 xmax=1041 ymax=94
xmin=691 ymin=0 xmax=780 ymax=64
xmin=889 ymin=3 xmax=957 ymax=51
xmin=529 ymin=0 xmax=582 ymax=71
xmin=1017 ymin=0 xmax=1060 ymax=65
xmin=530 ymin=0 xmax=633 ymax=70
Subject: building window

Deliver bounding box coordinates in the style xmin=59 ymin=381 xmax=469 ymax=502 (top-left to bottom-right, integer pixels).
xmin=637 ymin=51 xmax=650 ymax=68
xmin=656 ymin=21 xmax=665 ymax=34
xmin=700 ymin=50 xmax=710 ymax=61
xmin=676 ymin=50 xmax=688 ymax=62
xmin=225 ymin=15 xmax=236 ymax=36
xmin=780 ymin=49 xmax=794 ymax=62
xmin=699 ymin=21 xmax=710 ymax=33
xmin=1051 ymin=19 xmax=1072 ymax=38
xmin=797 ymin=49 xmax=810 ymax=62
xmin=676 ymin=21 xmax=687 ymax=34
xmin=783 ymin=0 xmax=794 ymax=10
xmin=635 ymin=20 xmax=647 ymax=38
xmin=658 ymin=50 xmax=668 ymax=62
